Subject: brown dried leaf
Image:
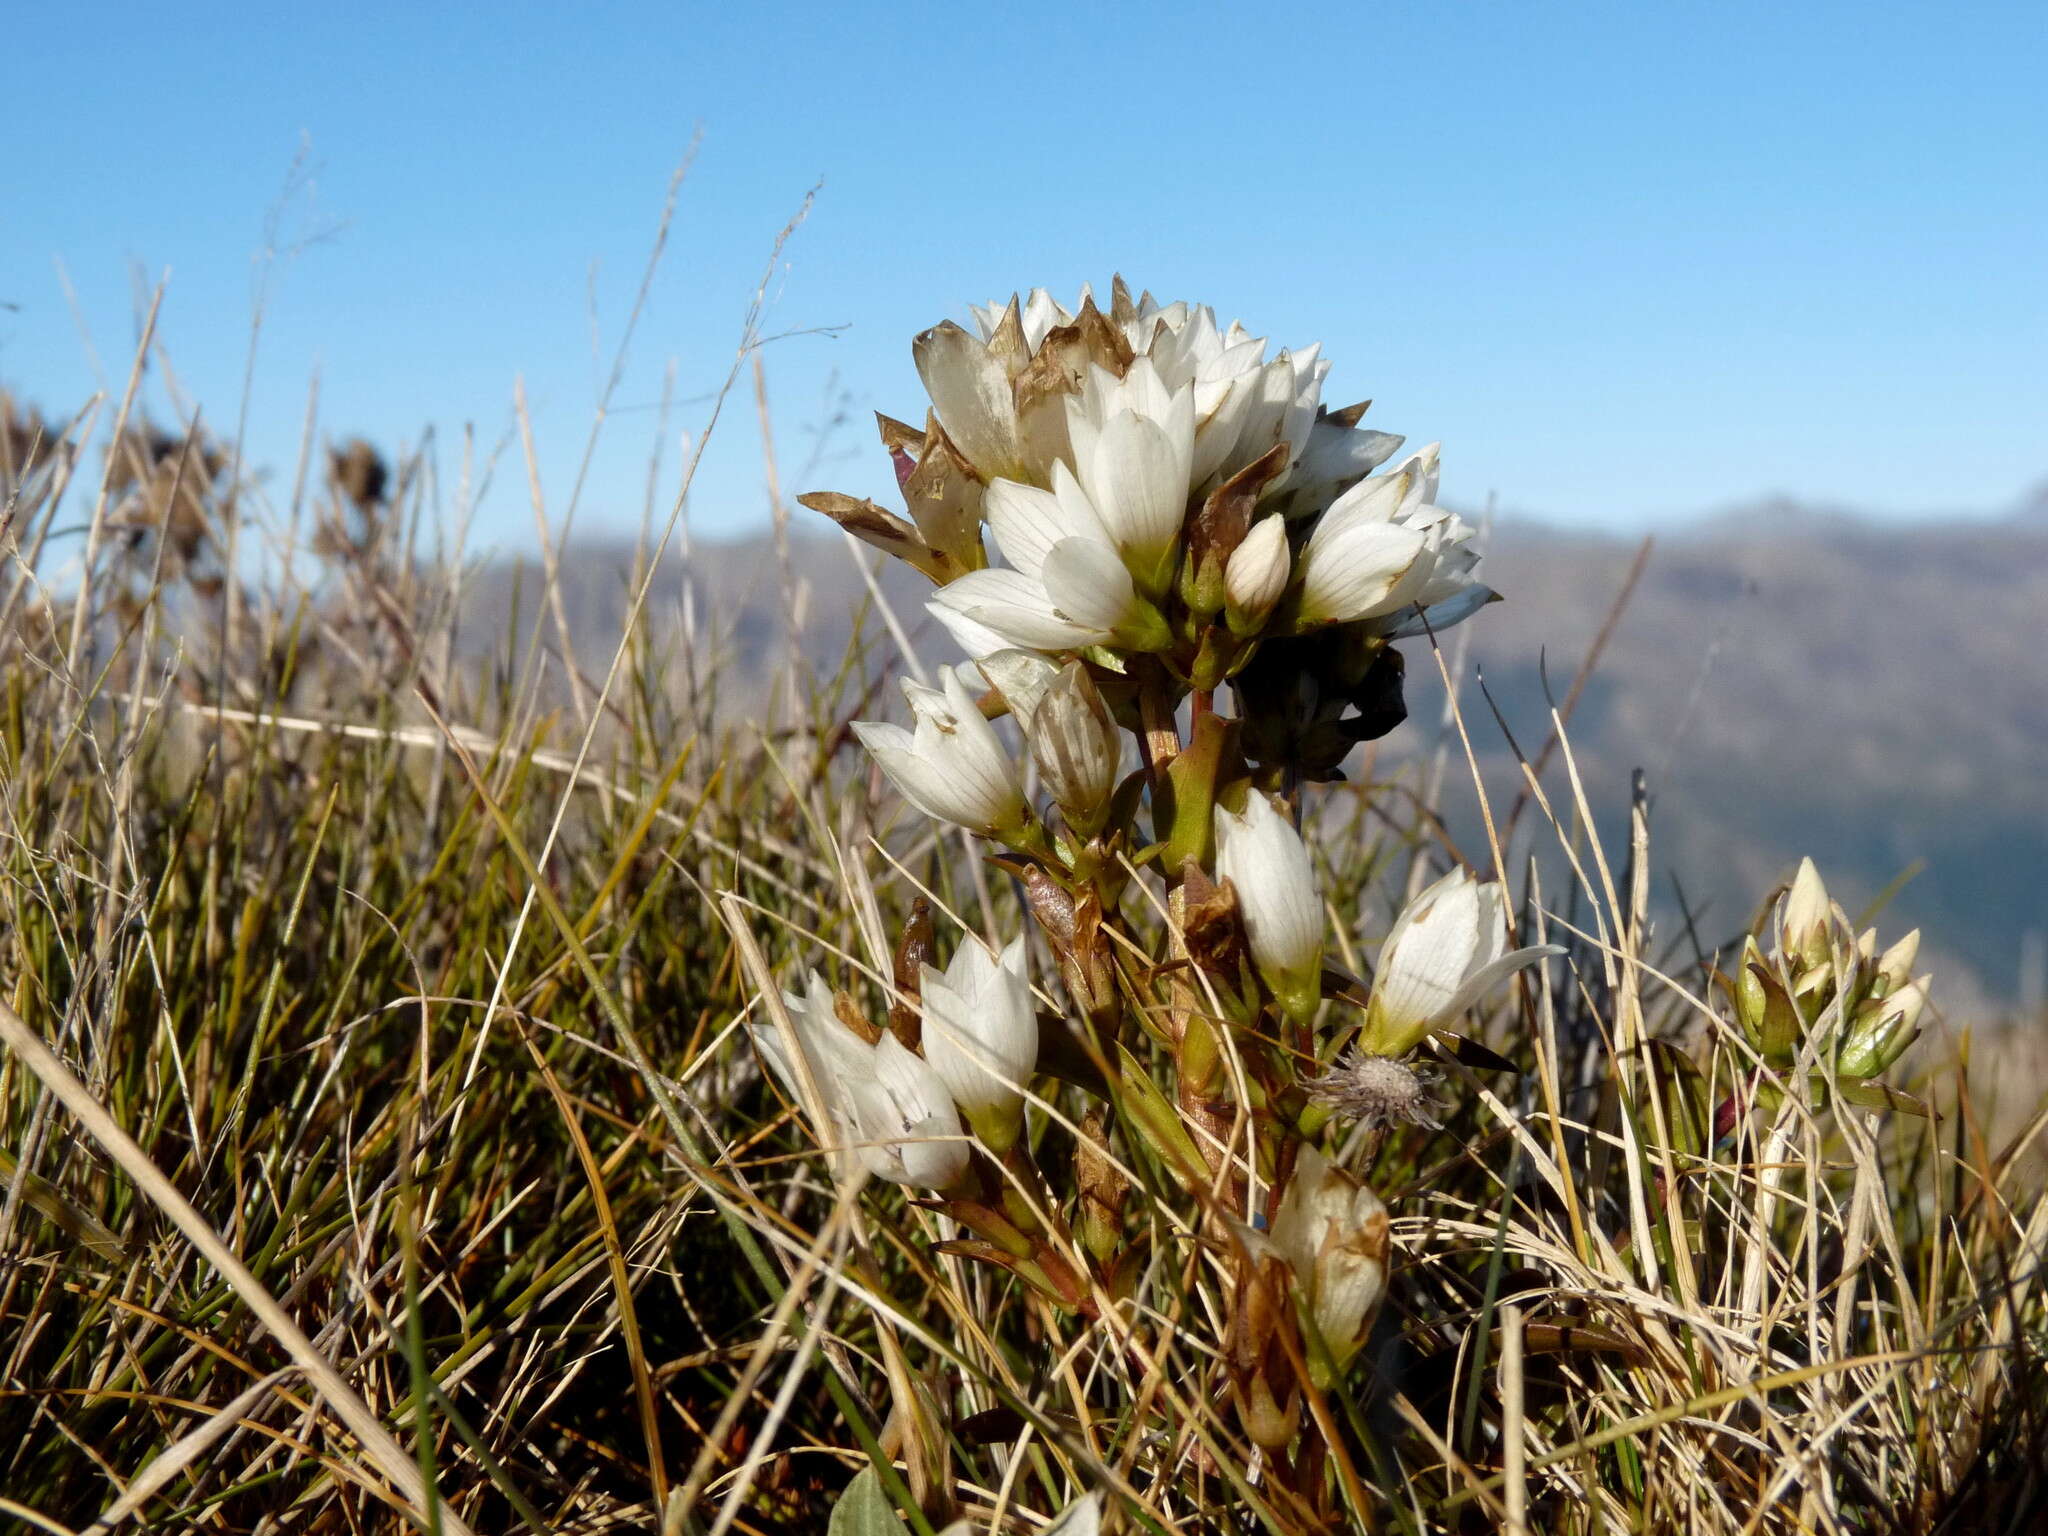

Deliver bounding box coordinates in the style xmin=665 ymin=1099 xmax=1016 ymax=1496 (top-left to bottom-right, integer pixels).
xmin=833 ymin=990 xmax=883 ymax=1046
xmin=983 ymin=295 xmax=1029 ymax=380
xmin=888 ymin=897 xmax=934 ymax=1049
xmin=1186 ymin=441 xmax=1289 ymax=570
xmin=901 ymin=415 xmax=988 ymax=571
xmin=1179 ymin=860 xmax=1246 ymax=974
xmin=1109 ymin=274 xmax=1138 ymax=325
xmin=794 ymin=491 xmax=955 ymax=583
xmin=874 ymin=411 xmax=926 ymax=456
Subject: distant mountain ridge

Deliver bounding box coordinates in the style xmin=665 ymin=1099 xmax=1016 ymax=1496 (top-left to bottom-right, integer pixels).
xmin=471 ymin=498 xmax=2048 ymax=1010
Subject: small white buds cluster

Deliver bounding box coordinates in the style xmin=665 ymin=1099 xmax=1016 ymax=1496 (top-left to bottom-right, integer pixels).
xmin=1730 ymin=857 xmax=1933 ymax=1082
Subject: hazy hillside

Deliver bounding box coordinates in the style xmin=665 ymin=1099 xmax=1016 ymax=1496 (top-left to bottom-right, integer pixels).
xmin=473 ymin=497 xmax=2048 ymax=1010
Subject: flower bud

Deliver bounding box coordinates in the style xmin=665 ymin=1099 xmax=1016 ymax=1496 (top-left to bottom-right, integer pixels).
xmin=1223 ymin=515 xmax=1292 ymax=634
xmin=1213 ymin=790 xmax=1324 ymax=1020
xmin=1028 ymin=663 xmax=1122 ymax=837
xmin=976 ymin=648 xmax=1060 ymax=729
xmin=1270 ymin=1144 xmax=1390 ymax=1378
xmin=1357 ymin=868 xmax=1560 ymax=1057
xmin=920 ymin=936 xmax=1038 ymax=1150
xmin=1782 ymin=858 xmax=1835 ymax=968
xmin=1732 ymin=939 xmax=1803 ymax=1067
xmin=1872 ymin=928 xmax=1921 ymax=999
xmin=1838 ymin=973 xmax=1931 ymax=1078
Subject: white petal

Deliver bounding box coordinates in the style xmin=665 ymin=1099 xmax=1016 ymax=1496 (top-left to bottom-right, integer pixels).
xmin=1318 ymin=465 xmax=1417 ymax=529
xmin=1079 ymin=409 xmax=1192 ymax=578
xmin=1039 ymin=537 xmax=1145 ymax=636
xmin=1269 ymin=1142 xmax=1333 ymax=1274
xmin=976 ymin=648 xmax=1060 ymax=727
xmin=1374 ymin=585 xmax=1497 ymax=640
xmin=930 ymin=570 xmax=1110 ymax=651
xmin=929 ymin=599 xmax=1023 ymax=662
xmin=921 ymin=937 xmax=1037 ymax=1116
xmin=913 ymin=322 xmax=1020 ymax=479
xmin=1290 ymin=418 xmax=1405 ymax=500
xmin=849 ymin=1036 xmax=970 ymax=1188
xmin=1296 ymin=519 xmax=1429 ymax=625
xmin=851 ymin=672 xmax=1023 ymax=836
xmin=852 ymin=728 xmax=991 ymax=831
xmin=985 ymin=472 xmax=1107 ymax=581
xmin=1224 ymin=515 xmax=1293 ymax=623
xmin=1432 ymin=944 xmax=1562 ymax=1024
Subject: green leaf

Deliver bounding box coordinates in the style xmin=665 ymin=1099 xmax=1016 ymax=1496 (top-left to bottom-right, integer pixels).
xmin=1828 ymin=1077 xmax=1936 ymax=1118
xmin=829 ymin=1467 xmax=912 ymax=1536
xmin=1114 ymin=1043 xmax=1209 ymax=1181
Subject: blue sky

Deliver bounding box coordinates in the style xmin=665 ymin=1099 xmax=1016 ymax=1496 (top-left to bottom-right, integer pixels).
xmin=7 ymin=0 xmax=2044 ymax=551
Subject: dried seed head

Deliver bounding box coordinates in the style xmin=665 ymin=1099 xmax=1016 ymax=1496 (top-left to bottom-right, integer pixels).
xmin=329 ymin=438 xmax=389 ymax=511
xmin=1306 ymin=1050 xmax=1440 ymax=1130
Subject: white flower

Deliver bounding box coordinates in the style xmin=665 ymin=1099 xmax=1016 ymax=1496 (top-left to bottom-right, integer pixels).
xmin=1224 ymin=515 xmax=1293 ymax=632
xmin=844 ymin=1035 xmax=972 ymax=1189
xmin=1287 ymin=442 xmax=1495 ymax=640
xmin=920 ymin=936 xmax=1038 ymax=1147
xmin=1027 ymin=662 xmax=1122 ymax=835
xmin=1292 ymin=450 xmax=1438 ymax=627
xmin=1214 ymin=790 xmax=1324 ymax=1019
xmin=851 ymin=669 xmax=1027 ymax=837
xmin=1065 ymin=359 xmax=1198 ymax=594
xmin=930 ymin=484 xmax=1172 ymax=656
xmin=1270 ymin=1144 xmax=1390 ymax=1374
xmin=1358 ymin=868 xmax=1561 ymax=1056
xmin=750 ymin=974 xmax=965 ymax=1189
xmin=946 ymin=361 xmax=1194 ymax=646
xmin=747 ymin=971 xmax=870 ymax=1131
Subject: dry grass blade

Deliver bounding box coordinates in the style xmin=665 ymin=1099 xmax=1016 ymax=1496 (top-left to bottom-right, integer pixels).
xmin=0 ymin=1001 xmax=473 ymax=1536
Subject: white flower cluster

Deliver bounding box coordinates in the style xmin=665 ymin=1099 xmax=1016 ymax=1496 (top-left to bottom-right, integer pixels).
xmin=907 ymin=282 xmax=1493 ymax=661
xmin=748 ymin=939 xmax=1039 ymax=1190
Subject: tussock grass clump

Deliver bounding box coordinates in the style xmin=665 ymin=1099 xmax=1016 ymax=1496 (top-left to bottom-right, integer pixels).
xmin=0 ymin=281 xmax=2044 ymax=1536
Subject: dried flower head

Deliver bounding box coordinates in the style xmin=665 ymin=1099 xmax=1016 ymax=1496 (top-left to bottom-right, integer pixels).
xmin=1307 ymin=1049 xmax=1442 ymax=1130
